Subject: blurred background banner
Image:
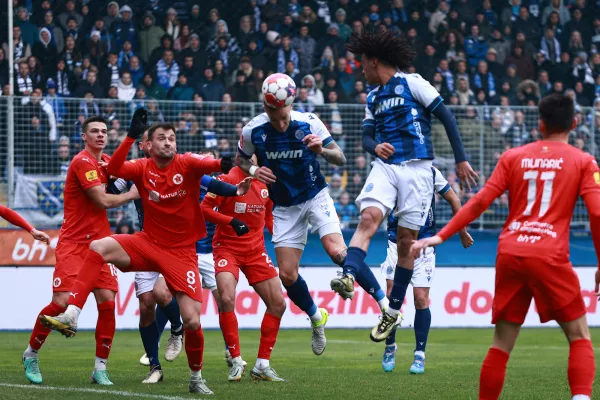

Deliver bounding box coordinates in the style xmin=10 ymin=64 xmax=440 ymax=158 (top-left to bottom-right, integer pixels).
xmin=13 ymin=172 xmax=65 ymax=226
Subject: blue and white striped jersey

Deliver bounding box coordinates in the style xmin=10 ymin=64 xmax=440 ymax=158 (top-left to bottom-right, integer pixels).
xmin=364 ymin=72 xmax=443 ymax=164
xmin=387 ymin=167 xmax=451 ymax=243
xmin=238 ymin=110 xmax=334 ymax=207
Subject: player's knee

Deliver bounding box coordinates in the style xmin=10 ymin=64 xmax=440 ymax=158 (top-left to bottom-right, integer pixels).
xmin=279 ymin=268 xmax=298 ymax=287
xmin=414 ymin=294 xmax=429 ymax=309
xmin=138 ymin=298 xmax=156 ymax=326
xmin=357 ymin=209 xmax=381 ymax=234
xmin=267 ymin=296 xmax=287 ymax=317
xmin=153 ymin=287 xmax=172 ymax=308
xmin=219 ymin=291 xmax=236 ymax=312
xmin=562 ymin=316 xmax=591 ymax=342
xmin=182 ymin=316 xmax=200 ymax=331
xmin=89 ymin=239 xmax=109 ymax=258
xmin=397 ymin=233 xmax=414 ymax=259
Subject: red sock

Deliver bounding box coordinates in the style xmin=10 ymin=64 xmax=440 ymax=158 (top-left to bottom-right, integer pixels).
xmin=568 ymin=339 xmax=596 ymax=397
xmin=479 ymin=347 xmax=510 ymax=400
xmin=185 ymin=326 xmax=205 ymax=371
xmin=68 ymin=251 xmax=105 ymax=309
xmin=95 ymin=301 xmax=115 ymax=359
xmin=29 ymin=302 xmax=67 ymax=350
xmin=219 ymin=311 xmax=241 ymax=358
xmin=258 ymin=312 xmax=281 ymax=360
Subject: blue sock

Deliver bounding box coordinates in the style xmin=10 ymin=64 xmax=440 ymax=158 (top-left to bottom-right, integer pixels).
xmin=414 ymin=308 xmax=431 ymax=353
xmin=284 ymin=275 xmax=318 ymax=316
xmin=385 ymin=326 xmax=397 ymax=346
xmin=389 ymin=265 xmax=413 ymax=311
xmin=139 ymin=321 xmax=161 ymax=368
xmin=344 ymin=247 xmax=386 ymax=302
xmin=156 ymin=297 xmax=182 ymax=337
xmin=155 ymin=304 xmax=169 ymax=338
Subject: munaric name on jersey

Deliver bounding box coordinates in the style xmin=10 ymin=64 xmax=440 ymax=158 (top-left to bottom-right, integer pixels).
xmin=520 ymin=157 xmax=564 ymax=170
xmin=265 ymin=150 xmax=303 ymax=159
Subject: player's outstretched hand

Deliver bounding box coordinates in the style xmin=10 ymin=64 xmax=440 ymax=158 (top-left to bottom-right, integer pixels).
xmin=30 ymin=229 xmax=50 ymax=245
xmin=230 ymin=218 xmax=250 ymax=237
xmin=459 ymin=229 xmax=474 ymax=248
xmin=410 ymin=235 xmax=443 ymax=259
xmin=236 ymin=177 xmax=253 ymax=196
xmin=303 ymin=134 xmax=323 ymax=154
xmin=456 ymin=161 xmax=479 ymax=192
xmin=254 ymin=166 xmax=276 ymax=184
xmin=374 ymin=143 xmax=395 ymax=160
xmin=127 ymin=108 xmax=148 ymax=140
xmin=220 ymin=155 xmax=234 ymax=174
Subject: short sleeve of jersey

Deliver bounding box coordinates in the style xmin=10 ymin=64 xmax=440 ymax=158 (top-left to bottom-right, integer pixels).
xmin=405 ymin=74 xmax=443 ymax=111
xmin=308 ymin=113 xmax=333 ymax=147
xmin=579 ymin=156 xmax=600 ymax=197
xmin=72 ymin=158 xmax=102 ymax=191
xmin=238 ymin=124 xmax=255 ymax=159
xmin=362 ymin=90 xmax=376 ymax=127
xmin=433 ymin=167 xmax=451 ymax=195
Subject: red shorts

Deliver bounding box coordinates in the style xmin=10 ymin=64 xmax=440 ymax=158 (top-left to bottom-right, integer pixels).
xmin=213 ymin=246 xmax=278 ymax=285
xmin=493 ymin=253 xmax=586 ymax=324
xmin=113 ymin=232 xmax=201 ymax=302
xmin=53 ymin=241 xmax=118 ymax=292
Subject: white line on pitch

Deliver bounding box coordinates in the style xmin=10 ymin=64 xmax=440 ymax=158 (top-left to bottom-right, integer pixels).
xmin=0 ymin=383 xmax=190 ymax=400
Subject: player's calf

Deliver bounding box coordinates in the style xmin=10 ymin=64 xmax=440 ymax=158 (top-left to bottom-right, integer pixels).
xmin=411 ymin=288 xmax=431 ymax=374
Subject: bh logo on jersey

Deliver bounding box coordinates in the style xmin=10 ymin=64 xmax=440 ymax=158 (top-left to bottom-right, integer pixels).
xmin=172 ymin=174 xmax=183 ymax=185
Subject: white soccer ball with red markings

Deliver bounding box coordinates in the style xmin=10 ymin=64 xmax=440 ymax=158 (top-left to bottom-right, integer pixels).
xmin=262 ymin=73 xmax=296 ymax=108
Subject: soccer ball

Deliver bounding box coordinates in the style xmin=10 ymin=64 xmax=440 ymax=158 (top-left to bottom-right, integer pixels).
xmin=262 ymin=73 xmax=296 ymax=108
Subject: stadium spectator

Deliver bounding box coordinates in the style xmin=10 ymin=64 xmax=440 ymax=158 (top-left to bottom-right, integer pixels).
xmin=429 ymin=0 xmax=449 ymax=36
xmin=227 ymin=72 xmax=254 ymax=103
xmin=153 ymin=49 xmax=179 ymax=91
xmin=455 ymin=77 xmax=475 ymax=106
xmin=169 ymin=74 xmax=194 ymax=103
xmin=4 ymin=26 xmax=31 ymax=71
xmin=164 ymin=8 xmax=181 ymax=41
xmin=74 ymin=70 xmax=103 ymax=99
xmin=44 ymin=79 xmax=66 ymax=125
xmin=295 ymin=87 xmax=315 ymax=113
xmin=538 ymin=70 xmax=553 ymax=97
xmin=111 ymin=5 xmax=137 ymax=51
xmin=88 ymin=30 xmax=108 ymax=68
xmin=277 ymin=34 xmax=299 ymax=74
xmin=16 ymin=7 xmax=40 ymax=47
xmin=335 ymin=191 xmax=358 ymax=229
xmin=335 ymin=57 xmax=354 ymax=97
xmin=541 ymin=27 xmax=561 ymax=64
xmin=202 ymin=115 xmax=221 ymax=149
xmin=101 ymin=53 xmax=121 ymax=91
xmin=198 ymin=68 xmax=225 ymax=102
xmin=27 ymin=56 xmax=44 ymax=88
xmin=53 ymin=143 xmax=71 ymax=176
xmin=125 ymin=56 xmax=144 ymax=88
xmin=472 ymin=61 xmax=496 ymax=99
xmin=465 ymin=25 xmax=488 ymax=69
xmin=504 ymin=110 xmax=529 ymax=148
xmin=139 ymin=13 xmax=165 ymax=64
xmin=262 ymin=0 xmax=286 ymax=30
xmin=506 ymin=46 xmax=535 ymax=80
xmin=117 ymin=72 xmax=136 ymax=101
xmin=174 ymin=24 xmax=191 ymax=51
xmin=43 ymin=10 xmax=64 ymax=54
xmin=213 ymin=59 xmax=230 ymax=87
xmin=488 ymin=27 xmax=511 ymax=65
xmin=141 ymin=74 xmax=166 ymax=100
xmin=328 ymin=174 xmax=344 ymax=202
xmin=542 ymin=0 xmax=571 ymax=26
xmin=319 ymin=24 xmax=346 ymax=62
xmin=334 ymin=9 xmax=352 ymax=41
xmin=15 ymin=62 xmax=33 ymax=96
xmin=210 ymin=35 xmax=241 ymax=73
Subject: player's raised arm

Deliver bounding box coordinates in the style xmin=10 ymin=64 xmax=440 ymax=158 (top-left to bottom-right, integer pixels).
xmin=361 ymin=103 xmax=396 ymax=160
xmin=237 ymin=123 xmax=276 ymax=184
xmin=411 ymin=153 xmax=511 ymax=257
xmin=200 ymin=184 xmax=250 ymax=237
xmin=200 ymin=175 xmax=251 ymax=197
xmin=578 ymin=156 xmax=600 ymax=293
xmin=440 ymin=185 xmax=474 ymax=249
xmin=0 ymin=205 xmax=50 ymax=244
xmin=303 ymin=113 xmax=345 ymax=166
xmin=106 ymin=108 xmax=148 ymax=179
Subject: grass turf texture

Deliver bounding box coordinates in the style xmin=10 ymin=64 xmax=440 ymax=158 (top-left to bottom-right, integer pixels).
xmin=1 ymin=328 xmax=598 ymax=399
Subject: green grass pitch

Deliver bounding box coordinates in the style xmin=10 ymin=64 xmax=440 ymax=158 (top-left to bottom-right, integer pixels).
xmin=0 ymin=328 xmax=598 ymax=399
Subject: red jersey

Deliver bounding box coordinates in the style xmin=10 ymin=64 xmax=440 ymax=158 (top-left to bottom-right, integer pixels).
xmin=201 ymin=167 xmax=273 ymax=252
xmin=107 ymin=137 xmax=222 ymax=248
xmin=439 ymin=141 xmax=600 ymax=264
xmin=59 ymin=149 xmax=112 ymax=243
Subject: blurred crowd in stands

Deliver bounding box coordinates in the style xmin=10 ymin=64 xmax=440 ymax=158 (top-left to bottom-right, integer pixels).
xmin=0 ymin=0 xmax=598 ymax=228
